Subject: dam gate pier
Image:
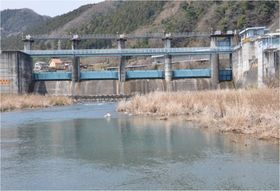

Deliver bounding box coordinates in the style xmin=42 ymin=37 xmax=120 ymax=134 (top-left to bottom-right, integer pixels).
xmin=1 ymin=27 xmax=279 ymax=95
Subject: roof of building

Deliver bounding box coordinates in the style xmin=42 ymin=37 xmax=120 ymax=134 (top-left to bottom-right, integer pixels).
xmin=210 ymin=30 xmax=234 ymax=37
xmin=263 ymin=32 xmax=280 ymax=37
xmin=35 ymin=61 xmax=48 ymax=65
xmin=239 ymin=27 xmax=266 ymax=35
xmin=49 ymin=58 xmax=63 ymax=64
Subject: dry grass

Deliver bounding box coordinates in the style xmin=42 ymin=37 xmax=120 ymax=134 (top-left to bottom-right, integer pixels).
xmin=118 ymin=88 xmax=280 ymax=140
xmin=0 ymin=94 xmax=73 ymax=112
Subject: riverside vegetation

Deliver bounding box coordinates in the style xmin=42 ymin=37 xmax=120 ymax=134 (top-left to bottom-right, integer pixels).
xmin=0 ymin=94 xmax=73 ymax=112
xmin=118 ymin=88 xmax=280 ymax=140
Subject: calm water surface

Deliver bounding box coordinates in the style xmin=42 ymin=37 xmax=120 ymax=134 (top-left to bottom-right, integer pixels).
xmin=1 ymin=103 xmax=279 ymax=190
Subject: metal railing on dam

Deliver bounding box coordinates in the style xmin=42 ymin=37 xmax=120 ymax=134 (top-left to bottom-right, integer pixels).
xmin=32 ymin=69 xmax=232 ymax=81
xmin=30 ymin=32 xmax=211 ymax=40
xmin=24 ymin=47 xmax=233 ymax=57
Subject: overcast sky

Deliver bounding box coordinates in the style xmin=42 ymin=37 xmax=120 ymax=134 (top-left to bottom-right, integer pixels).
xmin=1 ymin=0 xmax=104 ymax=17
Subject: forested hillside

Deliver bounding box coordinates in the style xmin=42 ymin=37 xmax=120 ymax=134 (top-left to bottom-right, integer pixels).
xmin=1 ymin=8 xmax=50 ymax=37
xmin=1 ymin=1 xmax=279 ymax=50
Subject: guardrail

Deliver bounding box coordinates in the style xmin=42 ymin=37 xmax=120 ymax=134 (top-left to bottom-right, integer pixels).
xmin=25 ymin=47 xmax=233 ymax=57
xmin=30 ymin=32 xmax=211 ymax=40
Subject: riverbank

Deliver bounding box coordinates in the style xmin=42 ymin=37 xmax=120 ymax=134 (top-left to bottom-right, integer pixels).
xmin=117 ymin=88 xmax=280 ymax=140
xmin=0 ymin=94 xmax=73 ymax=112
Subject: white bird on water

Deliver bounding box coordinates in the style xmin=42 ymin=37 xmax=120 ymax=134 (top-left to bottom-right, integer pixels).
xmin=104 ymin=113 xmax=111 ymax=118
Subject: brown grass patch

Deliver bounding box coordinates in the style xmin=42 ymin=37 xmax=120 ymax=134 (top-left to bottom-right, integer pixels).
xmin=117 ymin=88 xmax=280 ymax=140
xmin=0 ymin=94 xmax=73 ymax=112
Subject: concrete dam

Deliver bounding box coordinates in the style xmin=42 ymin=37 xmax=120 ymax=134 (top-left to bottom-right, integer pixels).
xmin=1 ymin=27 xmax=279 ymax=96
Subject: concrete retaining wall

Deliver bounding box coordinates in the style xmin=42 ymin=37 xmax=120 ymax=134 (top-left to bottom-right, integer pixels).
xmin=0 ymin=51 xmax=33 ymax=94
xmin=232 ymin=47 xmax=258 ymax=88
xmin=232 ymin=42 xmax=279 ymax=88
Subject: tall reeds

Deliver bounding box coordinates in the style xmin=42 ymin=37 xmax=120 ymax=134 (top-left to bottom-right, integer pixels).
xmin=0 ymin=94 xmax=73 ymax=112
xmin=118 ymin=88 xmax=280 ymax=139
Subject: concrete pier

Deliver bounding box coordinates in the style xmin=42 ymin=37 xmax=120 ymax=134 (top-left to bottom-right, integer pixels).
xmin=71 ymin=35 xmax=81 ymax=96
xmin=164 ymin=55 xmax=172 ymax=82
xmin=257 ymin=44 xmax=264 ymax=87
xmin=255 ymin=33 xmax=280 ymax=88
xmin=163 ymin=33 xmax=172 ymax=82
xmin=210 ymin=54 xmax=219 ymax=88
xmin=268 ymin=51 xmax=276 ymax=76
xmin=72 ymin=57 xmax=80 ymax=82
xmin=263 ymin=50 xmax=278 ymax=84
xmin=241 ymin=41 xmax=255 ymax=72
xmin=210 ymin=34 xmax=220 ymax=88
xmin=23 ymin=35 xmax=34 ymax=51
xmin=229 ymin=53 xmax=233 ymax=68
xmin=117 ymin=34 xmax=127 ymax=82
xmin=57 ymin=40 xmax=61 ymax=50
xmin=71 ymin=35 xmax=81 ymax=82
xmin=210 ymin=31 xmax=234 ymax=88
xmin=116 ymin=35 xmax=127 ymax=95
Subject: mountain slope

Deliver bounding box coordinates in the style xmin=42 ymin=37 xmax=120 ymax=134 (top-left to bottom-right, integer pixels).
xmin=27 ymin=2 xmax=116 ymax=35
xmin=1 ymin=1 xmax=279 ymax=50
xmin=1 ymin=8 xmax=50 ymax=37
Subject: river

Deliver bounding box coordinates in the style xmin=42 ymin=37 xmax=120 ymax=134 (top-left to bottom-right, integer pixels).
xmin=1 ymin=103 xmax=279 ymax=190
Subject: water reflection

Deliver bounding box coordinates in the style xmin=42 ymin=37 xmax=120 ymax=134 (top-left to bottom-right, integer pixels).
xmin=1 ymin=110 xmax=279 ymax=190
xmin=2 ymin=117 xmax=278 ymax=166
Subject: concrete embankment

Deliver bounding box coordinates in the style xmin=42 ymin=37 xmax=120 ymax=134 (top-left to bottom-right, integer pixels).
xmin=117 ymin=88 xmax=280 ymax=141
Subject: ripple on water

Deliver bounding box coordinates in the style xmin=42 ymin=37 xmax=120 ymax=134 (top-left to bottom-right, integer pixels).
xmin=1 ymin=103 xmax=279 ymax=190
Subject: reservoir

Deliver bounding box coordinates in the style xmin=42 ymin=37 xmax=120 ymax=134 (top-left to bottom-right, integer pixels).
xmin=1 ymin=103 xmax=279 ymax=190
